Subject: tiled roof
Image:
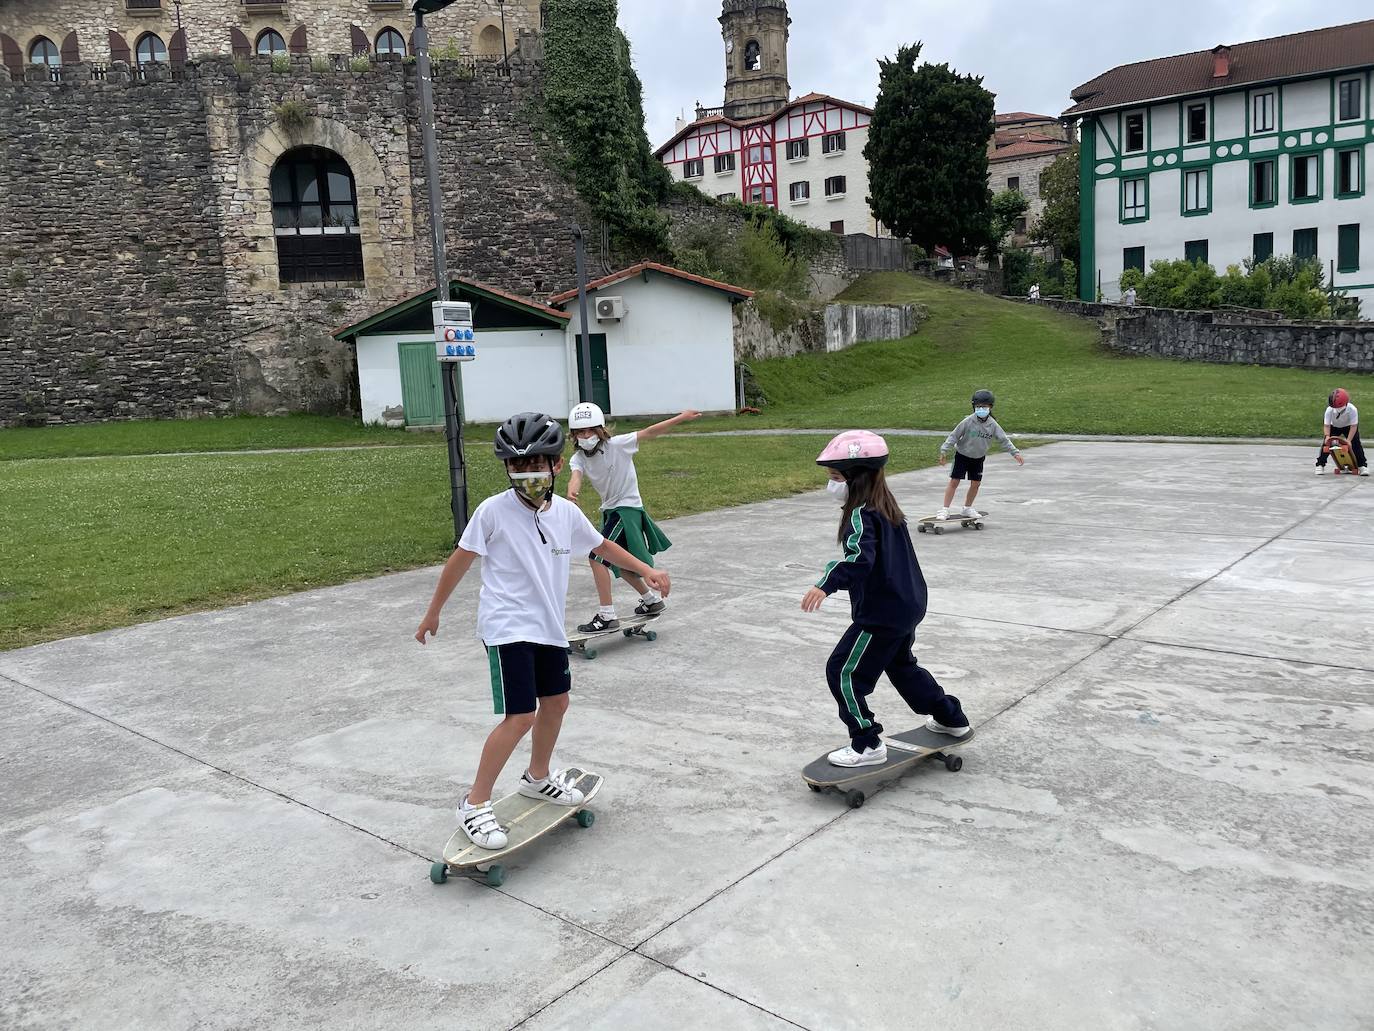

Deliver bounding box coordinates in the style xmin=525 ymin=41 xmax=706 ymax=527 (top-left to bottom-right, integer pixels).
xmin=548 ymin=262 xmax=754 ymax=305
xmin=332 ymin=277 xmax=568 ymax=339
xmin=988 ymin=138 xmax=1070 ymax=162
xmin=995 ymin=111 xmax=1055 ymax=124
xmin=1064 ymin=19 xmax=1374 ymax=117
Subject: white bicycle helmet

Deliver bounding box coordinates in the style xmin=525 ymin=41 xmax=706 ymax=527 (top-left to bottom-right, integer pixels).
xmin=569 ymin=402 xmax=606 ymax=430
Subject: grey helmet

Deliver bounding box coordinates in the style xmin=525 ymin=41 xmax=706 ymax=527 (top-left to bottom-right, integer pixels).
xmin=494 ymin=412 xmax=564 ymax=460
xmin=971 ymin=389 xmax=995 ymax=408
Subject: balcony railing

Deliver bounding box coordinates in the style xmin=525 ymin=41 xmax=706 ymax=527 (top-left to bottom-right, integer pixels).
xmin=126 ymin=0 xmax=162 ymax=8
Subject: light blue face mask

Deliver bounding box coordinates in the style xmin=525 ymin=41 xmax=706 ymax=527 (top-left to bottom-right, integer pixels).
xmin=974 ymin=407 xmax=991 ymax=419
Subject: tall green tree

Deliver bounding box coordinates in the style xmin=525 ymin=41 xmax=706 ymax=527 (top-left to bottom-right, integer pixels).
xmin=864 ymin=43 xmax=996 ymax=257
xmin=984 ymin=188 xmax=1030 ymax=264
xmin=1030 ymin=143 xmax=1080 ymax=263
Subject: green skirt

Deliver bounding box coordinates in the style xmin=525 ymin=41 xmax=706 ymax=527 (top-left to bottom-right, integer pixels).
xmin=594 ymin=506 xmax=671 ymax=578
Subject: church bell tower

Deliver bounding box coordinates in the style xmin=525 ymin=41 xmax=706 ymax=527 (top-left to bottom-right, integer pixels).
xmin=720 ymin=0 xmax=790 ymax=120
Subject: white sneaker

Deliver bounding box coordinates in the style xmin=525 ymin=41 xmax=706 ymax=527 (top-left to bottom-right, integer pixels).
xmin=827 ymin=742 xmax=888 ymax=767
xmin=935 ymin=507 xmax=950 ymax=521
xmin=1361 ymin=468 xmax=1370 ymax=477
xmin=1315 ymin=466 xmax=1325 ymax=475
xmin=960 ymin=506 xmax=982 ymax=519
xmin=926 ymin=717 xmax=972 ymax=738
xmin=518 ymin=769 xmax=585 ymax=806
xmin=458 ymin=796 xmax=508 ymax=850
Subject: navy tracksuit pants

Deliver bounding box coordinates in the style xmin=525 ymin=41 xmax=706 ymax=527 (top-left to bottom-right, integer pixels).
xmin=826 ymin=624 xmax=967 ymax=752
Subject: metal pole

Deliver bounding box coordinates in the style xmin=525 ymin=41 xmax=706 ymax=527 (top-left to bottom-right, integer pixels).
xmin=415 ymin=9 xmax=468 ymax=542
xmin=499 ymin=0 xmax=510 ymax=70
xmin=572 ymin=224 xmax=594 ymax=404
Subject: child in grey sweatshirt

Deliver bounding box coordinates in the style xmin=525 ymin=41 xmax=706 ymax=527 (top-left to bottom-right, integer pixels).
xmin=937 ymin=389 xmax=1025 ymax=519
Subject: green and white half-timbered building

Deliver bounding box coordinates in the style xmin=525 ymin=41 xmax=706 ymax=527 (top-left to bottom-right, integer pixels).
xmin=1064 ymin=19 xmax=1374 ymax=308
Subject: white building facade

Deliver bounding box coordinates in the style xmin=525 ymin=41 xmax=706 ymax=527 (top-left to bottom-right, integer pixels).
xmin=657 ymin=94 xmax=884 ymax=237
xmin=1066 ymin=21 xmax=1374 ymax=308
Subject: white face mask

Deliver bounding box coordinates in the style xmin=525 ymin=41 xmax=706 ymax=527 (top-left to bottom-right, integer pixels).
xmin=826 ymin=480 xmax=849 ymax=503
xmin=576 ymin=436 xmax=600 ymax=452
xmin=510 ymin=470 xmax=554 ymax=505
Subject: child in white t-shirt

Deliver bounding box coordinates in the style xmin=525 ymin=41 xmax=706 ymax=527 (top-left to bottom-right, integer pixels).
xmin=1315 ymin=387 xmax=1367 ymax=475
xmin=415 ymin=412 xmax=671 ymax=850
xmin=565 ymin=403 xmax=699 ymax=632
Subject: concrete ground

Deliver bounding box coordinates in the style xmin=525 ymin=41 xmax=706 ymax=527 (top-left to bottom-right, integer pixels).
xmin=2 ymin=442 xmax=1371 ymax=1031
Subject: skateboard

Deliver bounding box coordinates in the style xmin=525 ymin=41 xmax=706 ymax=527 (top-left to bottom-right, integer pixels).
xmin=431 ymin=767 xmax=603 ymax=887
xmin=1325 ymin=436 xmax=1358 ymax=474
xmin=802 ymin=726 xmax=974 ymax=808
xmin=917 ymin=508 xmax=988 ymax=534
xmin=566 ymin=612 xmax=659 ymax=660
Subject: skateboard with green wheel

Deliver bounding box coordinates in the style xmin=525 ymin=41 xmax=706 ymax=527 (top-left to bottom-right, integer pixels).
xmin=430 ymin=768 xmax=603 ymax=887
xmin=1325 ymin=436 xmax=1358 ymax=474
xmin=917 ymin=509 xmax=988 ymax=534
xmin=566 ymin=612 xmax=659 ymax=660
xmin=802 ymin=726 xmax=973 ymax=808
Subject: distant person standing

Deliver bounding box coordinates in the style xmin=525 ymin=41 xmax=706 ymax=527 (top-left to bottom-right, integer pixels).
xmin=937 ymin=389 xmax=1025 ymax=520
xmin=1124 ymin=286 xmax=1137 ymax=306
xmin=1028 ymin=283 xmax=1041 ymax=301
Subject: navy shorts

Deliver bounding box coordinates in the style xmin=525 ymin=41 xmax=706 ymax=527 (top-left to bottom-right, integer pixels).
xmin=485 ymin=642 xmax=571 ymax=716
xmin=950 ymin=452 xmax=986 ymax=482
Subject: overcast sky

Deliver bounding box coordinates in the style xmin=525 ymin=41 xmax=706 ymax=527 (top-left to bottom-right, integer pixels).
xmin=618 ymin=2 xmax=1372 ymax=148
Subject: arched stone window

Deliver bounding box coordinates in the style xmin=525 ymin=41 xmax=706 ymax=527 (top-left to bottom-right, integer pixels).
xmin=744 ymin=39 xmax=761 ymax=71
xmin=475 ymin=24 xmax=504 ymax=56
xmin=256 ymin=29 xmax=287 ymax=56
xmin=270 ymin=147 xmax=364 ymax=284
xmin=375 ymin=27 xmax=405 ymax=56
xmin=29 ymin=36 xmax=59 ymax=68
xmin=135 ymin=33 xmax=167 ymax=66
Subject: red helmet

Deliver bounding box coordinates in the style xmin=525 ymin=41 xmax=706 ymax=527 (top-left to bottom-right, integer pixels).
xmin=1329 ymin=388 xmax=1350 ymax=408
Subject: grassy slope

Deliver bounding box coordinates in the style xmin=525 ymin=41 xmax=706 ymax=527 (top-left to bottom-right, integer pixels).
xmin=0 ymin=434 xmax=940 ymax=651
xmin=707 ymin=272 xmax=1369 ymax=438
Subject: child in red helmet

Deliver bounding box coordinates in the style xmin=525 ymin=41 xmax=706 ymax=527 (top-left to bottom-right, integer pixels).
xmin=801 ymin=430 xmax=971 ymax=767
xmin=1316 ymin=388 xmax=1367 ymax=476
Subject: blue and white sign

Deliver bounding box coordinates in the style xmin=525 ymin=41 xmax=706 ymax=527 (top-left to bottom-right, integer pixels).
xmin=433 ymin=300 xmax=477 ymax=363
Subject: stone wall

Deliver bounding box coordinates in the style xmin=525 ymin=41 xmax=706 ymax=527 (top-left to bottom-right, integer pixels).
xmin=0 ymin=51 xmax=592 ymax=426
xmin=1015 ymin=298 xmax=1374 ymax=372
xmin=734 ymin=301 xmax=921 ymax=361
xmin=824 ymin=303 xmax=925 ymax=353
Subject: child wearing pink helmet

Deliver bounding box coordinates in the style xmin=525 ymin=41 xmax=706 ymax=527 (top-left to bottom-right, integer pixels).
xmin=802 ymin=430 xmax=971 ymax=766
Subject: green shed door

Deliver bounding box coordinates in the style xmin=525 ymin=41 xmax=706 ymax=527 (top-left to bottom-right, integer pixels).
xmin=398 ymin=341 xmax=444 ymax=427
xmin=575 ymin=333 xmax=611 ymax=413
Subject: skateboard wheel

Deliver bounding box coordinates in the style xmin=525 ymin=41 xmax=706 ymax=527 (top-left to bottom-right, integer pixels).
xmin=430 ymin=862 xmax=448 ymax=885
xmin=918 ymin=524 xmax=927 ymax=533
xmin=844 ymin=789 xmax=865 ymax=809
xmin=644 ymin=631 xmax=657 ymax=642
xmin=575 ymin=809 xmax=595 ymax=829
xmin=485 ymin=865 xmax=505 ymax=888
xmin=944 ymin=754 xmax=963 ymax=772
xmin=584 ymin=649 xmax=598 ymax=660
xmin=807 ymin=783 xmax=822 ymax=793
xmin=623 ymin=629 xmax=633 ymax=638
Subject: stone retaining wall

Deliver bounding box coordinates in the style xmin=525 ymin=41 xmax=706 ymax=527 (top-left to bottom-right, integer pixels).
xmin=734 ymin=302 xmax=923 ymax=361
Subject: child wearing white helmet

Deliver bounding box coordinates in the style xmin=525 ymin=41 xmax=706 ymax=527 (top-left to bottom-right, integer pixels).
xmin=802 ymin=430 xmax=971 ymax=767
xmin=566 ymin=402 xmax=701 ymax=631
xmin=936 ymin=388 xmax=1024 ymax=520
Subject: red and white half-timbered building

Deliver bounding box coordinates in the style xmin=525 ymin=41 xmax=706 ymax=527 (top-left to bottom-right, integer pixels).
xmin=656 ymin=93 xmax=889 ymax=237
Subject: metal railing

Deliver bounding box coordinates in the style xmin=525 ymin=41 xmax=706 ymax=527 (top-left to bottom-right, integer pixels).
xmin=126 ymin=0 xmax=163 ymax=9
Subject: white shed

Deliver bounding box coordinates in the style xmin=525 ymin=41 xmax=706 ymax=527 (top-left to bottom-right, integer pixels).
xmin=550 ymin=262 xmax=752 ymax=417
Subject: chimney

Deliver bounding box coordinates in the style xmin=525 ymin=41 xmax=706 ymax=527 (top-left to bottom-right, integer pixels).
xmin=1212 ymin=44 xmax=1230 ymax=79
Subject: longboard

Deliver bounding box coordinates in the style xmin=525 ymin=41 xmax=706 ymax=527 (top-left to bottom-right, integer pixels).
xmin=566 ymin=612 xmax=659 ymax=660
xmin=917 ymin=508 xmax=989 ymax=534
xmin=431 ymin=767 xmax=603 ymax=887
xmin=1325 ymin=436 xmax=1358 ymax=474
xmin=802 ymin=726 xmax=974 ymax=808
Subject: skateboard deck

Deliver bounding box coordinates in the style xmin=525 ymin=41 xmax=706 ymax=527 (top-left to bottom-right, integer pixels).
xmin=917 ymin=508 xmax=989 ymax=534
xmin=566 ymin=613 xmax=659 ymax=660
xmin=1326 ymin=436 xmax=1358 ymax=474
xmin=431 ymin=767 xmax=603 ymax=887
xmin=802 ymin=726 xmax=974 ymax=808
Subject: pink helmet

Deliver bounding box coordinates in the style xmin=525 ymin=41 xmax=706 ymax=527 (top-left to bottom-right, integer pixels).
xmin=816 ymin=430 xmax=889 ymax=472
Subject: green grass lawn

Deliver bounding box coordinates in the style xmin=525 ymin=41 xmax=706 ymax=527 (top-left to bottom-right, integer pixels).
xmin=0 ymin=434 xmax=941 ymax=651
xmin=702 ymin=272 xmax=1371 ymax=438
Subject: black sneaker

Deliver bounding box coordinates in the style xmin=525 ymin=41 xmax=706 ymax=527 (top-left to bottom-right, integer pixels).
xmin=577 ymin=613 xmax=620 ymax=633
xmin=634 ymin=598 xmax=665 ymax=616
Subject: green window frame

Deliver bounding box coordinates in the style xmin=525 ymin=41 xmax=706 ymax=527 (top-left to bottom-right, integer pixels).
xmin=1123 ymin=246 xmax=1145 ymax=273
xmin=1123 ymin=111 xmax=1146 ymax=154
xmin=1182 ymin=167 xmax=1211 ymax=216
xmin=1337 ymin=224 xmax=1360 ymax=273
xmin=1185 ymin=102 xmax=1208 ymax=143
xmin=1184 ymin=239 xmax=1208 ymax=265
xmin=1251 ymin=90 xmax=1275 ymax=134
xmin=1250 ymin=158 xmax=1277 ymax=208
xmin=1120 ymin=175 xmax=1148 ymax=223
xmin=1337 ymin=148 xmax=1364 ymax=199
xmin=1290 ymin=152 xmax=1322 ymax=203
xmin=1337 ymin=77 xmax=1362 ymax=122
xmin=1293 ymin=228 xmax=1318 ymax=262
xmin=1253 ymin=232 xmax=1273 ymax=263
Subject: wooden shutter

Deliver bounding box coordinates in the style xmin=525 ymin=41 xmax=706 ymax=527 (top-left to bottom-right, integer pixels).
xmin=229 ymin=27 xmax=250 ymax=58
xmin=0 ymin=34 xmax=21 ymax=79
xmin=168 ymin=29 xmax=187 ymax=66
xmin=289 ymin=25 xmax=307 ymax=56
xmin=108 ymin=30 xmax=131 ymax=65
xmin=60 ymin=31 xmax=80 ymax=65
xmin=350 ymin=25 xmax=370 ymax=55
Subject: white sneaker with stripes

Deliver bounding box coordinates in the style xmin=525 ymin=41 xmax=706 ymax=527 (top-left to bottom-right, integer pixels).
xmin=518 ymin=769 xmax=585 ymax=806
xmin=457 ymin=796 xmax=508 ymax=850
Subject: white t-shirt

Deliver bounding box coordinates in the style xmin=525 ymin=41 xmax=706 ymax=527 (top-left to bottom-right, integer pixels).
xmin=569 ymin=432 xmax=643 ymax=509
xmin=1325 ymin=404 xmax=1358 ymax=429
xmin=457 ymin=491 xmax=605 ymax=647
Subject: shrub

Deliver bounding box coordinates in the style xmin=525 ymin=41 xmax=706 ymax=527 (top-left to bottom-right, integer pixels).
xmin=273 ymin=99 xmax=310 ymax=132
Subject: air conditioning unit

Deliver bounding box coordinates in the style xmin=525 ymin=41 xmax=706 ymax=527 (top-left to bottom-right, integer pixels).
xmin=595 ymin=296 xmax=626 ymax=321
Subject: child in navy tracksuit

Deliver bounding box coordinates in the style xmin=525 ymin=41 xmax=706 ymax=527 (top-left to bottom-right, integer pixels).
xmin=802 ymin=430 xmax=971 ymax=767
